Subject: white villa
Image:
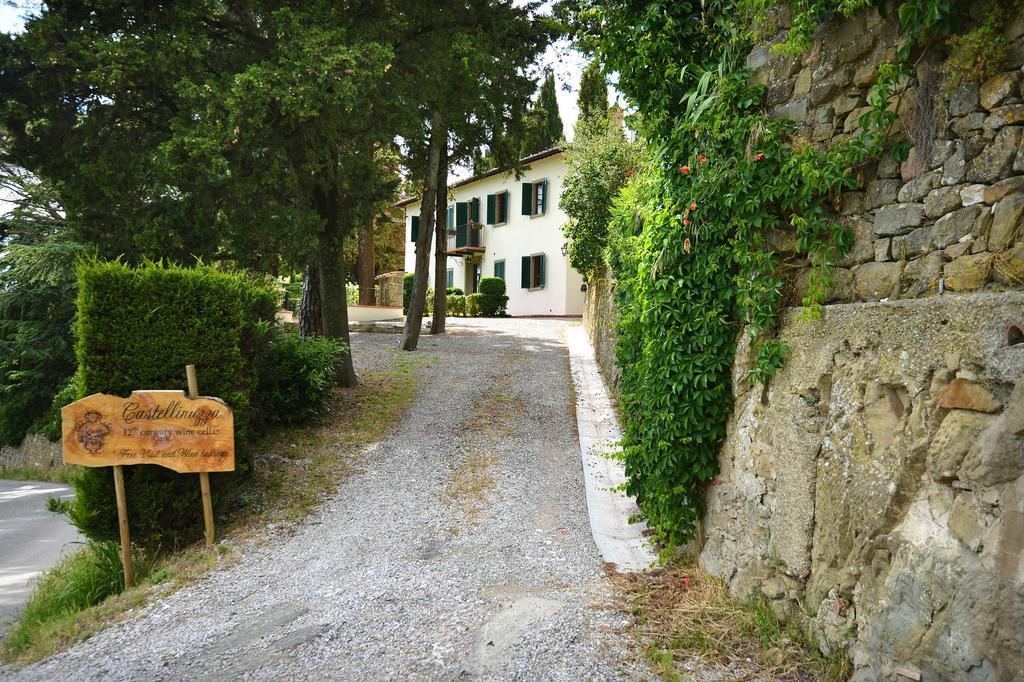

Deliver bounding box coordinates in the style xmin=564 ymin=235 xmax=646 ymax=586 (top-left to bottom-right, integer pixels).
xmin=398 ymin=148 xmax=585 ymax=317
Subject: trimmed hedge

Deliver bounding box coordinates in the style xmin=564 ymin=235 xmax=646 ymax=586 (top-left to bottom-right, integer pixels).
xmin=447 ymin=294 xmax=467 ymax=316
xmin=65 ymin=260 xmax=276 ymax=549
xmin=466 ymin=293 xmax=483 ymax=317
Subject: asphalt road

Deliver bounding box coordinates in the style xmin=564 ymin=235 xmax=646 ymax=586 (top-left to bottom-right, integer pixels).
xmin=0 ymin=480 xmax=80 ymax=634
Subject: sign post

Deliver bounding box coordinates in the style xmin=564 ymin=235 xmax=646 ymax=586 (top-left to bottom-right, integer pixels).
xmin=186 ymin=364 xmax=216 ymax=547
xmin=61 ymin=375 xmax=235 ymax=586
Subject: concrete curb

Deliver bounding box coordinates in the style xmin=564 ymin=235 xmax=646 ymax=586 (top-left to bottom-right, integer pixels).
xmin=566 ymin=325 xmax=657 ymax=572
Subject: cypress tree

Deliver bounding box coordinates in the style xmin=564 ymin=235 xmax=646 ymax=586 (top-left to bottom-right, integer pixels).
xmin=520 ymin=71 xmax=564 ymax=156
xmin=577 ymin=60 xmax=608 ymax=128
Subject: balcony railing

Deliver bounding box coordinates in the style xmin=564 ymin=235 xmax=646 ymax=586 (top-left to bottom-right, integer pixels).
xmin=446 ymin=223 xmax=483 ymax=254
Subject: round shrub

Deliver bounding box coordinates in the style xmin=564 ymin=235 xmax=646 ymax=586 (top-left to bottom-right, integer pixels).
xmin=254 ymin=328 xmax=345 ymax=424
xmin=478 ymin=277 xmax=505 ymax=296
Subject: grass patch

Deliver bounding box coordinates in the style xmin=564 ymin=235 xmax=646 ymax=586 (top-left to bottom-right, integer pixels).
xmin=614 ymin=561 xmax=851 ymax=681
xmin=0 ymin=465 xmax=74 ymax=483
xmin=2 ymin=350 xmax=425 ymax=666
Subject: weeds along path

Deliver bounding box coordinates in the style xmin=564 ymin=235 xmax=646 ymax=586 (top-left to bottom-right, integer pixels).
xmin=6 ymin=318 xmax=646 ymax=680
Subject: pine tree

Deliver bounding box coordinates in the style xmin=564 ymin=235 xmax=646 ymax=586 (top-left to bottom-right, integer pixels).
xmin=577 ymin=59 xmax=608 ymax=128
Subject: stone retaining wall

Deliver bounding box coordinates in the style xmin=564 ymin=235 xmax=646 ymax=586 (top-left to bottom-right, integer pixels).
xmin=582 ymin=263 xmax=620 ymax=393
xmin=0 ymin=433 xmax=61 ymax=472
xmin=750 ymin=4 xmax=1024 ymax=304
xmin=699 ymin=292 xmax=1024 ymax=680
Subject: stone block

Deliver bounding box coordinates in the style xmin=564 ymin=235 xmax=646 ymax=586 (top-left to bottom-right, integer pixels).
xmin=942 ymin=141 xmax=969 ymax=185
xmin=841 ymin=191 xmax=864 ymax=215
xmin=900 ymin=251 xmax=944 ymax=297
xmin=949 ymin=83 xmax=980 ymax=117
xmin=865 ymin=179 xmax=901 ymax=210
xmin=991 ymin=194 xmax=1024 ymax=250
xmin=897 ymin=170 xmax=941 ymax=203
xmin=980 ymin=71 xmax=1022 ymax=111
xmin=844 ymin=106 xmax=873 ymax=133
xmin=933 ymin=205 xmax=992 ymax=249
xmin=873 ymin=203 xmax=925 ymax=236
xmin=960 ymin=381 xmax=1024 ymax=485
xmin=993 ymin=242 xmax=1024 ymax=285
xmin=892 ymin=226 xmax=933 ymax=259
xmin=925 ymin=185 xmax=964 ymax=219
xmin=980 ymin=175 xmax=1024 ymax=205
xmin=875 ymin=237 xmax=892 ymax=261
xmin=966 ymin=126 xmax=1024 ymax=183
xmin=946 ymin=240 xmax=972 ymax=259
xmin=878 ymin=154 xmax=901 ymax=180
xmin=854 ymin=261 xmax=901 ymax=300
xmin=959 ymin=184 xmax=988 ymax=207
xmin=949 ymin=492 xmax=987 ymax=552
xmin=950 ymin=112 xmax=987 ymax=137
xmin=837 ymin=217 xmax=874 ymax=267
xmin=1016 ymin=136 xmax=1024 ymax=173
xmin=971 ymin=236 xmax=989 ymax=254
xmin=939 ymin=378 xmax=1002 ymax=413
xmin=983 ymin=104 xmax=1024 ymax=129
xmin=770 ymin=96 xmax=808 ymax=122
xmin=944 ymin=253 xmax=993 ymax=291
xmin=927 ymin=140 xmax=956 ymax=169
xmin=793 ymin=67 xmax=811 ymax=96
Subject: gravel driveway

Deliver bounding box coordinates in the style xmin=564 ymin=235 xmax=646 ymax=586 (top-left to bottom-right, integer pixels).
xmin=5 ymin=318 xmax=647 ymax=681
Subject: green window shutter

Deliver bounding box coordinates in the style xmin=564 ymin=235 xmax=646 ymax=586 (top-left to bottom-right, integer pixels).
xmin=486 ymin=194 xmax=496 ymax=224
xmin=411 ymin=215 xmax=420 ymax=242
xmin=521 ymin=183 xmax=532 ymax=216
xmin=539 ymin=180 xmax=548 ymax=214
xmin=446 ymin=269 xmax=453 ymax=289
xmin=502 ymin=191 xmax=510 ymax=223
xmin=538 ymin=253 xmax=546 ymax=287
xmin=521 ymin=255 xmax=531 ymax=289
xmin=471 ymin=197 xmax=480 ymax=224
xmin=456 ymin=202 xmax=468 ymax=227
xmin=495 ymin=260 xmax=505 ymax=279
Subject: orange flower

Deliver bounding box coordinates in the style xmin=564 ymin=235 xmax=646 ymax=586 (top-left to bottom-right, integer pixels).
xmin=698 ymin=155 xmax=708 ymax=163
xmin=626 ymin=169 xmax=633 ymax=176
xmin=690 ymin=202 xmax=697 ymax=211
xmin=754 ymin=153 xmax=764 ymax=160
xmin=682 ymin=577 xmax=691 ymax=587
xmin=679 ymin=165 xmax=690 ymax=173
xmin=683 ymin=218 xmax=690 ymax=226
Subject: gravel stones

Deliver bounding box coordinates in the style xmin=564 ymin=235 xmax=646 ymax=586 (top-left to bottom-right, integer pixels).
xmin=5 ymin=320 xmax=647 ymax=681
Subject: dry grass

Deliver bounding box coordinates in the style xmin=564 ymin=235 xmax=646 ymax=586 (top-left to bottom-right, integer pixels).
xmin=2 ymin=352 xmax=426 ymax=667
xmin=445 ymin=452 xmax=499 ymax=522
xmin=0 ymin=465 xmax=75 ymax=484
xmin=613 ymin=561 xmax=851 ymax=681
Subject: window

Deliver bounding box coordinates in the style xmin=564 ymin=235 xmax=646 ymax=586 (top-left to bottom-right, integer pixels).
xmin=520 ymin=253 xmax=546 ymax=290
xmin=410 ymin=215 xmax=420 ymax=242
xmin=521 ymin=179 xmax=548 ymax=217
xmin=447 ymin=205 xmax=454 ymax=230
xmin=486 ymin=191 xmax=509 ymax=225
xmin=446 ymin=269 xmax=453 ymax=289
xmin=494 ymin=259 xmax=505 ymax=280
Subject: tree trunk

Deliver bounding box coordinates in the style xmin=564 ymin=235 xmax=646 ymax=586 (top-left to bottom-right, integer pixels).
xmin=298 ymin=261 xmax=323 ymax=337
xmin=357 ymin=217 xmax=376 ymax=305
xmin=431 ymin=135 xmax=449 ymax=334
xmin=318 ymin=227 xmax=357 ymax=387
xmin=400 ymin=111 xmax=443 ymax=351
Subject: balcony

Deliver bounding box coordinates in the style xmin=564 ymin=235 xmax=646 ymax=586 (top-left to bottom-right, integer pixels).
xmin=446 ymin=223 xmax=484 ymax=256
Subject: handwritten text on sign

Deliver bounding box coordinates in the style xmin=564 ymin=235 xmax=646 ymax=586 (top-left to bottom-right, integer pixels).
xmin=61 ymin=391 xmax=235 ymax=473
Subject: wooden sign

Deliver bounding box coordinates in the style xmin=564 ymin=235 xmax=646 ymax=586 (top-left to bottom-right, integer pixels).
xmin=61 ymin=390 xmax=235 ymax=473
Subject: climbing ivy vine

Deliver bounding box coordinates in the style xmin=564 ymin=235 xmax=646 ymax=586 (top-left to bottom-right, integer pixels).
xmin=569 ymin=0 xmax=962 ymax=546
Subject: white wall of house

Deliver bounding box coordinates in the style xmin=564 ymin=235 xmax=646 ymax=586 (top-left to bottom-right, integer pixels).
xmin=402 ymin=152 xmax=584 ymax=317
